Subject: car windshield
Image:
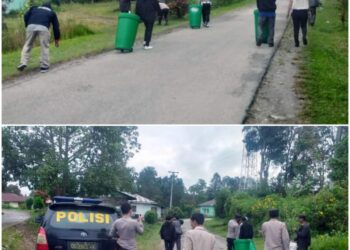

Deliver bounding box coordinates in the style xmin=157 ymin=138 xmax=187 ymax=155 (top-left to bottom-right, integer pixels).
xmin=49 ymin=207 xmax=116 ymax=230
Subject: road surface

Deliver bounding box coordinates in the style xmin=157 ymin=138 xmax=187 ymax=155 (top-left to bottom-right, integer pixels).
xmin=2 ymin=209 xmax=31 ymax=229
xmin=3 ymin=1 xmax=289 ymax=124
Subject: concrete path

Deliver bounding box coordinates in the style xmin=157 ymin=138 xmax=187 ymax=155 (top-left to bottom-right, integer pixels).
xmin=2 ymin=209 xmax=31 ymax=229
xmin=3 ymin=1 xmax=289 ymax=124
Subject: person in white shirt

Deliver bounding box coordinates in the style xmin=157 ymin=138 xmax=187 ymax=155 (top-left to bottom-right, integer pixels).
xmin=226 ymin=214 xmax=241 ymax=250
xmin=287 ymin=0 xmax=309 ymax=47
xmin=183 ymin=213 xmax=216 ymax=250
xmin=158 ymin=2 xmax=170 ymax=25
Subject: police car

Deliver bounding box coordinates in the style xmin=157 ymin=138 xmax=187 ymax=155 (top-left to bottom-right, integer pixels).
xmin=36 ymin=196 xmax=118 ymax=250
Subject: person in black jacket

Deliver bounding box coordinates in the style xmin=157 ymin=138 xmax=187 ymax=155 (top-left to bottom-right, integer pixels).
xmin=256 ymin=0 xmax=276 ymax=47
xmin=239 ymin=216 xmax=254 ymax=240
xmin=18 ymin=2 xmax=60 ymax=73
xmin=294 ymin=215 xmax=311 ymax=250
xmin=136 ymin=0 xmax=161 ymax=49
xmin=160 ymin=216 xmax=177 ymax=250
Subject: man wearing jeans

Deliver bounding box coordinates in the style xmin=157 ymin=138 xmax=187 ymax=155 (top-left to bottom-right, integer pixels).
xmin=18 ymin=2 xmax=60 ymax=73
xmin=256 ymin=0 xmax=277 ymax=47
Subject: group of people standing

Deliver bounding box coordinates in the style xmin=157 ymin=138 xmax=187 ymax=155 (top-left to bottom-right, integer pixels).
xmin=257 ymin=0 xmax=322 ymax=47
xmin=110 ymin=203 xmax=311 ymax=250
xmin=226 ymin=209 xmax=311 ymax=250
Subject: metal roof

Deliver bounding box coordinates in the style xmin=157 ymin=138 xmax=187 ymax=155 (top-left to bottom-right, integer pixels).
xmin=2 ymin=193 xmax=26 ymax=202
xmin=198 ymin=199 xmax=216 ymax=207
xmin=129 ymin=194 xmax=159 ymax=206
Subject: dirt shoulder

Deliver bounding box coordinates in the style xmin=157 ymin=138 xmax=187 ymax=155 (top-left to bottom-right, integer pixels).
xmin=244 ymin=21 xmax=305 ymax=124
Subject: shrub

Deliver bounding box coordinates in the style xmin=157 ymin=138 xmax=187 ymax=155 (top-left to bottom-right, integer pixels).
xmin=33 ymin=196 xmax=44 ymax=209
xmin=144 ymin=210 xmax=158 ymax=224
xmin=167 ymin=207 xmax=185 ymax=219
xmin=215 ymin=188 xmax=230 ymax=218
xmin=26 ymin=198 xmax=33 ymax=210
xmin=310 ymin=232 xmax=348 ymax=250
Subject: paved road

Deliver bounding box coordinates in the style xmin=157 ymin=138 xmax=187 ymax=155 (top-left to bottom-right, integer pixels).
xmin=3 ymin=1 xmax=289 ymax=124
xmin=2 ymin=209 xmax=31 ymax=229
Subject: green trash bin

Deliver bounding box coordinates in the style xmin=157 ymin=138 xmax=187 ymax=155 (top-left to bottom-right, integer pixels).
xmin=254 ymin=9 xmax=269 ymax=43
xmin=115 ymin=13 xmax=140 ymax=53
xmin=234 ymin=239 xmax=255 ymax=250
xmin=189 ymin=4 xmax=202 ymax=29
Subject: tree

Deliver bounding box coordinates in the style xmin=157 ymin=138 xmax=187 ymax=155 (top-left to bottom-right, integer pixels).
xmin=136 ymin=167 xmax=162 ymax=202
xmin=243 ymin=127 xmax=289 ymax=184
xmin=4 ymin=184 xmax=21 ymax=195
xmin=2 ymin=126 xmax=140 ymax=197
xmin=207 ymin=173 xmax=223 ymax=199
xmin=329 ymin=136 xmax=348 ymax=187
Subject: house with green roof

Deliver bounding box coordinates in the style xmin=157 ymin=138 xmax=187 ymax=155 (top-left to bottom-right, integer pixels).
xmin=198 ymin=199 xmax=216 ymax=217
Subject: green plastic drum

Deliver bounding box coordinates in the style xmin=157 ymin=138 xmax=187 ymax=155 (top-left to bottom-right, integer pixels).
xmin=189 ymin=4 xmax=202 ymax=29
xmin=115 ymin=13 xmax=140 ymax=53
xmin=234 ymin=239 xmax=256 ymax=250
xmin=254 ymin=9 xmax=269 ymax=43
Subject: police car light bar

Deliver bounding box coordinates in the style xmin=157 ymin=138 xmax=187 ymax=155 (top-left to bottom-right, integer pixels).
xmin=53 ymin=196 xmax=102 ymax=204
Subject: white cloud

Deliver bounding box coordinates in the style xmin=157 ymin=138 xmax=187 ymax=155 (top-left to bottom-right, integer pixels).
xmin=128 ymin=126 xmax=244 ymax=188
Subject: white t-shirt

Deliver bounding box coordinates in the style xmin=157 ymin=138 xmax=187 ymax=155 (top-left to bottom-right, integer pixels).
xmin=292 ymin=0 xmax=309 ymax=10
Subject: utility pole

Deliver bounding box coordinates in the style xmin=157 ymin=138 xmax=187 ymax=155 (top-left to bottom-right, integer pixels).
xmin=169 ymin=171 xmax=179 ymax=208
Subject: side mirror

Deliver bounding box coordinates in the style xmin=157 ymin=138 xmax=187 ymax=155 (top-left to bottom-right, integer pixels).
xmin=35 ymin=215 xmax=44 ymax=224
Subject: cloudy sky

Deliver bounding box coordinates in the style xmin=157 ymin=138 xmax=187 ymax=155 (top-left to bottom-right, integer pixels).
xmin=128 ymin=126 xmax=244 ymax=189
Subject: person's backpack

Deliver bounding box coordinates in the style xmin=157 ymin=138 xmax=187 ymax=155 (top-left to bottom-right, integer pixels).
xmin=173 ymin=220 xmax=183 ymax=235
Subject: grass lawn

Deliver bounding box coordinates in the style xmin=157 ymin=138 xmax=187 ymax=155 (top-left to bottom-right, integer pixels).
xmin=136 ymin=222 xmax=162 ymax=250
xmin=299 ymin=0 xmax=348 ymax=124
xmin=2 ymin=0 xmax=254 ymax=80
xmin=205 ymin=218 xmax=263 ymax=250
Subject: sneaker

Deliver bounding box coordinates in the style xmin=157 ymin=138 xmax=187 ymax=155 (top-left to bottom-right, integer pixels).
xmin=268 ymin=43 xmax=274 ymax=47
xmin=40 ymin=67 xmax=49 ymax=73
xmin=144 ymin=45 xmax=153 ymax=50
xmin=143 ymin=41 xmax=146 ymax=46
xmin=17 ymin=64 xmax=27 ymax=71
xmin=256 ymin=40 xmax=262 ymax=47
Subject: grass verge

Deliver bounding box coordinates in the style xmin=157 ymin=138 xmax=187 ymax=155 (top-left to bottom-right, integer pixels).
xmin=3 ymin=0 xmax=254 ymax=80
xmin=136 ymin=222 xmax=162 ymax=250
xmin=299 ymin=0 xmax=348 ymax=124
xmin=2 ymin=210 xmax=42 ymax=250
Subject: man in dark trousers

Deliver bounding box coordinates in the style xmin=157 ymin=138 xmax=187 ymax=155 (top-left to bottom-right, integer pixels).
xmin=308 ymin=0 xmax=321 ymax=26
xmin=18 ymin=2 xmax=60 ymax=73
xmin=160 ymin=216 xmax=177 ymax=250
xmin=136 ymin=0 xmax=161 ymax=50
xmin=256 ymin=0 xmax=277 ymax=47
xmin=239 ymin=216 xmax=254 ymax=239
xmin=294 ymin=215 xmax=311 ymax=250
xmin=158 ymin=2 xmax=170 ymax=25
xmin=119 ymin=0 xmax=131 ymax=12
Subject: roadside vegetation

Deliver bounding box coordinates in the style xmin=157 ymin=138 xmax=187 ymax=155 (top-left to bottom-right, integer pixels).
xmin=299 ymin=0 xmax=348 ymax=123
xmin=2 ymin=0 xmax=254 ymax=80
xmin=137 ymin=222 xmax=162 ymax=250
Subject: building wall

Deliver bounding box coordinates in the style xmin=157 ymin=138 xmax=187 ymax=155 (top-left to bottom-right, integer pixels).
xmin=3 ymin=202 xmax=20 ymax=208
xmin=131 ymin=203 xmax=161 ymax=218
xmin=200 ymin=206 xmax=215 ymax=217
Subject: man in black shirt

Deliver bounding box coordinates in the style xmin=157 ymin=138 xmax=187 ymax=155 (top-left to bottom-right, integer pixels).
xmin=294 ymin=215 xmax=311 ymax=250
xmin=239 ymin=216 xmax=254 ymax=239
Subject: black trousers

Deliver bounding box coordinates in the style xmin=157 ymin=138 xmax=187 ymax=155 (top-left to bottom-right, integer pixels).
xmin=227 ymin=238 xmax=235 ymax=250
xmin=292 ymin=9 xmax=308 ymax=45
xmin=142 ymin=20 xmax=154 ymax=46
xmin=158 ymin=9 xmax=169 ymax=25
xmin=202 ymin=3 xmax=211 ymax=24
xmin=164 ymin=240 xmax=175 ymax=250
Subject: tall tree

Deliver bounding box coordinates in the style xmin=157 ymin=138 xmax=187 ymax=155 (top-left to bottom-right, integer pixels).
xmin=207 ymin=173 xmax=223 ymax=199
xmin=2 ymin=126 xmax=139 ymax=197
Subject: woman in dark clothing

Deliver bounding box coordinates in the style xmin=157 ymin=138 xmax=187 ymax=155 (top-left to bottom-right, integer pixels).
xmin=287 ymin=0 xmax=309 ymax=47
xmin=136 ymin=0 xmax=161 ymax=49
xmin=239 ymin=216 xmax=254 ymax=240
xmin=200 ymin=0 xmax=212 ymax=27
xmin=160 ymin=216 xmax=177 ymax=250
